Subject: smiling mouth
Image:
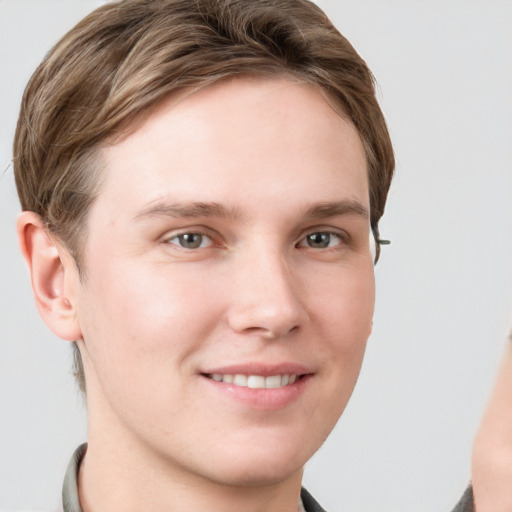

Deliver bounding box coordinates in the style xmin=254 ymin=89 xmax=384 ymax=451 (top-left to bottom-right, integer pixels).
xmin=204 ymin=373 xmax=301 ymax=389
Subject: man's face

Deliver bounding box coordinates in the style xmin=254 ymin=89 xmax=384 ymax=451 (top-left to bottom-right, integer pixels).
xmin=73 ymin=77 xmax=374 ymax=486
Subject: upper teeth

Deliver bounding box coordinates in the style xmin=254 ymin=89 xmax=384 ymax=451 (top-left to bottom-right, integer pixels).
xmin=209 ymin=373 xmax=298 ymax=389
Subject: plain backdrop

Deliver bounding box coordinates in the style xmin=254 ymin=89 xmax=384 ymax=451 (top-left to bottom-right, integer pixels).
xmin=1 ymin=1 xmax=511 ymax=511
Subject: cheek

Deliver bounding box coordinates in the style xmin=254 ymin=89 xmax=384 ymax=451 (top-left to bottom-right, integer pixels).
xmin=312 ymin=264 xmax=374 ymax=407
xmin=314 ymin=263 xmax=375 ymax=345
xmin=76 ymin=260 xmax=222 ymax=382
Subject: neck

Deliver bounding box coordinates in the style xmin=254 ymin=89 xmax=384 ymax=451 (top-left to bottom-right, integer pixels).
xmin=78 ymin=438 xmax=304 ymax=512
xmin=79 ymin=388 xmax=304 ymax=512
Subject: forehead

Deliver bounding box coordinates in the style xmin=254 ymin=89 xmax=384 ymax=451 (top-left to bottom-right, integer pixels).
xmin=96 ymin=77 xmax=368 ymax=219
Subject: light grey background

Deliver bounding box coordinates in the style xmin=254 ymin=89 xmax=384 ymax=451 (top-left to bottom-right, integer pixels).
xmin=1 ymin=1 xmax=511 ymax=511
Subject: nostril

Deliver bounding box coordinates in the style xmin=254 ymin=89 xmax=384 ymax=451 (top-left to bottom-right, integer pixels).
xmin=242 ymin=324 xmax=300 ymax=340
xmin=226 ymin=274 xmax=307 ymax=337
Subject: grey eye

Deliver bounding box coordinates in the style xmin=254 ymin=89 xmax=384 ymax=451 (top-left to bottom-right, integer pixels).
xmin=169 ymin=233 xmax=211 ymax=249
xmin=304 ymin=232 xmax=340 ymax=249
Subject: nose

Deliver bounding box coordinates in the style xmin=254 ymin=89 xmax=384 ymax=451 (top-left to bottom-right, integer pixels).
xmin=226 ymin=246 xmax=308 ymax=340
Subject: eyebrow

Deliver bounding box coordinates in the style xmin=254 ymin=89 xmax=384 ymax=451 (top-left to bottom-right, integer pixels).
xmin=133 ymin=199 xmax=369 ymax=222
xmin=133 ymin=201 xmax=246 ymax=221
xmin=304 ymin=200 xmax=369 ymax=221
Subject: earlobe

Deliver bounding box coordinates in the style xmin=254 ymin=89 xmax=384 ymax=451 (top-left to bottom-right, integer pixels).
xmin=17 ymin=211 xmax=82 ymax=341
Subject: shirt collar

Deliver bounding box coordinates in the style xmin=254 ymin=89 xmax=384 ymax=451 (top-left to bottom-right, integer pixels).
xmin=62 ymin=443 xmax=87 ymax=512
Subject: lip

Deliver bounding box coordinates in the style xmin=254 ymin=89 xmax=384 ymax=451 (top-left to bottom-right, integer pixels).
xmin=200 ymin=362 xmax=312 ymax=377
xmin=199 ymin=362 xmax=314 ymax=410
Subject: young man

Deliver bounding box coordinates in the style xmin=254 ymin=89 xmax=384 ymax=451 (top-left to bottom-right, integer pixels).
xmin=13 ymin=1 xmax=392 ymax=510
xmin=11 ymin=0 xmax=491 ymax=511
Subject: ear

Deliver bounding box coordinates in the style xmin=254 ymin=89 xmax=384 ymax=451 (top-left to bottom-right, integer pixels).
xmin=17 ymin=211 xmax=82 ymax=341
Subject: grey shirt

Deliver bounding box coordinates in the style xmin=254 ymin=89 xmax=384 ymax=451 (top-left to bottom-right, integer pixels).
xmin=451 ymin=486 xmax=475 ymax=512
xmin=62 ymin=444 xmax=326 ymax=512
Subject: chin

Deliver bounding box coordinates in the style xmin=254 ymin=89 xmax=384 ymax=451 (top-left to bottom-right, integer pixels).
xmin=207 ymin=459 xmax=304 ymax=488
xmin=195 ymin=441 xmax=310 ymax=488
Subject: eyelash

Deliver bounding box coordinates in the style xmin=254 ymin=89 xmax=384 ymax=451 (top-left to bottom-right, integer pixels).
xmin=164 ymin=229 xmax=348 ymax=251
xmin=296 ymin=230 xmax=346 ymax=250
xmin=166 ymin=232 xmax=215 ymax=250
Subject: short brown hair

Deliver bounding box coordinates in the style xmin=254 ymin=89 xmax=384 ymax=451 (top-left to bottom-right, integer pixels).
xmin=13 ymin=0 xmax=394 ymax=392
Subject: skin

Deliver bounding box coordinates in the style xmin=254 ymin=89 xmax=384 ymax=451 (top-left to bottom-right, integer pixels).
xmin=472 ymin=336 xmax=512 ymax=512
xmin=18 ymin=77 xmax=375 ymax=512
